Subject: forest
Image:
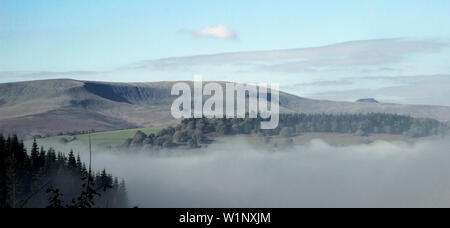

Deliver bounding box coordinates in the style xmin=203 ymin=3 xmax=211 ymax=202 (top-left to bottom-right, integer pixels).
xmin=0 ymin=135 xmax=128 ymax=208
xmin=121 ymin=113 xmax=449 ymax=150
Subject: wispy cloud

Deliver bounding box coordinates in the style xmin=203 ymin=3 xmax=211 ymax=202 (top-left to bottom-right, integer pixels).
xmin=179 ymin=24 xmax=237 ymax=40
xmin=284 ymin=79 xmax=354 ymax=89
xmin=137 ymin=39 xmax=447 ymax=72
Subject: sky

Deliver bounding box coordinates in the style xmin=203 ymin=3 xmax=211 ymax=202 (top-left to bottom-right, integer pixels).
xmin=1 ymin=0 xmax=450 ymax=105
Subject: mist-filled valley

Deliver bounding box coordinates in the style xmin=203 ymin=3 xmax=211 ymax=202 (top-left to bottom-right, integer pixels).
xmin=34 ymin=135 xmax=450 ymax=208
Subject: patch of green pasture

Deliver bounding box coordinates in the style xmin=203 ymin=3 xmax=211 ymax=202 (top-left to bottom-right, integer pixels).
xmin=36 ymin=127 xmax=164 ymax=148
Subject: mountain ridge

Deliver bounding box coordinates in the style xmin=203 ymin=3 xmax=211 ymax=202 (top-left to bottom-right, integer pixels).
xmin=1 ymin=79 xmax=449 ymax=137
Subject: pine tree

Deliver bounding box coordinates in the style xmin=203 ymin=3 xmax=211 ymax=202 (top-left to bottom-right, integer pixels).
xmin=0 ymin=134 xmax=130 ymax=208
xmin=67 ymin=150 xmax=77 ymax=171
xmin=30 ymin=138 xmax=39 ymax=171
xmin=10 ymin=136 xmax=27 ymax=170
xmin=76 ymin=154 xmax=83 ymax=173
xmin=0 ymin=134 xmax=9 ymax=208
xmin=39 ymin=146 xmax=46 ymax=168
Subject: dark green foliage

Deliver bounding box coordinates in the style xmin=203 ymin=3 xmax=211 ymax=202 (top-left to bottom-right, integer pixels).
xmin=130 ymin=130 xmax=147 ymax=146
xmin=0 ymin=135 xmax=128 ymax=208
xmin=280 ymin=127 xmax=294 ymax=138
xmin=0 ymin=134 xmax=9 ymax=208
xmin=58 ymin=138 xmax=69 ymax=144
xmin=122 ymin=113 xmax=448 ymax=151
xmin=67 ymin=150 xmax=77 ymax=171
xmin=46 ymin=188 xmax=64 ymax=208
xmin=30 ymin=138 xmax=39 ymax=171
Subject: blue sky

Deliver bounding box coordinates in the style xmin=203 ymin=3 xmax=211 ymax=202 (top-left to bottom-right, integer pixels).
xmin=1 ymin=0 xmax=450 ymax=105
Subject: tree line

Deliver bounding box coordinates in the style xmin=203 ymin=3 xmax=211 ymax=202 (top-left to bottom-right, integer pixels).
xmin=0 ymin=135 xmax=128 ymax=208
xmin=122 ymin=113 xmax=448 ymax=150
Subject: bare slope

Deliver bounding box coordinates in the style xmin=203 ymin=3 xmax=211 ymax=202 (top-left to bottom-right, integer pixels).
xmin=1 ymin=79 xmax=449 ymax=137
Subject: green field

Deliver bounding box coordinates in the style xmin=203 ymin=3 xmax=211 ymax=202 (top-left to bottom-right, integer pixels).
xmin=34 ymin=127 xmax=164 ymax=149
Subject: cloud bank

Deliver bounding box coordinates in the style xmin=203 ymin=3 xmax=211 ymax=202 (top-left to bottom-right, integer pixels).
xmin=142 ymin=39 xmax=447 ymax=72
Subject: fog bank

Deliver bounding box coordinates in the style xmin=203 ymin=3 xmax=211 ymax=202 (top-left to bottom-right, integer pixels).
xmin=86 ymin=137 xmax=449 ymax=208
xmin=35 ymin=136 xmax=450 ymax=208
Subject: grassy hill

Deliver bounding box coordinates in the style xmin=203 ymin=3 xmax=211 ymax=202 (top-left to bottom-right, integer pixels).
xmin=2 ymin=79 xmax=450 ymax=137
xmin=33 ymin=126 xmax=164 ymax=149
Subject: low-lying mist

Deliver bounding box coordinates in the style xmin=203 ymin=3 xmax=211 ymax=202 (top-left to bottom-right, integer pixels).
xmin=36 ymin=136 xmax=450 ymax=208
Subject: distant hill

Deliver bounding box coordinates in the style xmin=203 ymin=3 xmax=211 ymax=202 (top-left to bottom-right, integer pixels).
xmin=1 ymin=79 xmax=450 ymax=137
xmin=357 ymin=98 xmax=379 ymax=103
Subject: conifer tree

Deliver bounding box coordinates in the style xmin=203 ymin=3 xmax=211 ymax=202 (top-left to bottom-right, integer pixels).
xmin=39 ymin=146 xmax=46 ymax=168
xmin=0 ymin=135 xmax=128 ymax=208
xmin=30 ymin=138 xmax=39 ymax=171
xmin=76 ymin=154 xmax=83 ymax=173
xmin=0 ymin=134 xmax=9 ymax=208
xmin=67 ymin=150 xmax=77 ymax=171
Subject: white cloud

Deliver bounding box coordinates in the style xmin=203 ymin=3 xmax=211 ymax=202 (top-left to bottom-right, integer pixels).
xmin=180 ymin=24 xmax=237 ymax=40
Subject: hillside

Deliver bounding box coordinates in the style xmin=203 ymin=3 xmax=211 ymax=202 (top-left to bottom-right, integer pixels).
xmin=1 ymin=79 xmax=450 ymax=137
